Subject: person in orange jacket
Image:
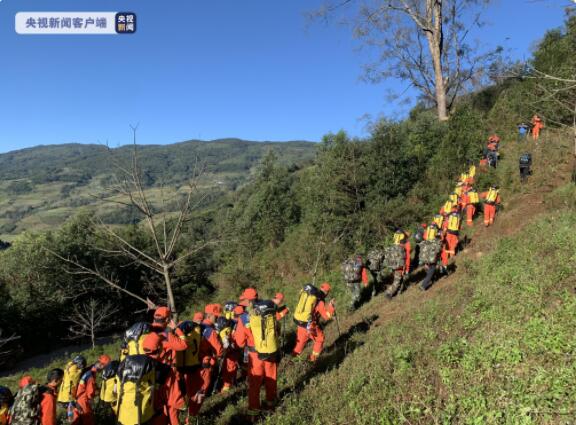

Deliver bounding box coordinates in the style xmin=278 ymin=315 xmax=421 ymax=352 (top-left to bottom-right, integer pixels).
xmin=531 ymin=114 xmax=544 ymax=140
xmin=183 ymin=304 xmax=224 ymax=420
xmin=291 ymin=283 xmax=335 ymax=362
xmin=385 ymin=230 xmax=411 ymax=298
xmin=220 ymin=304 xmax=245 ymax=393
xmin=72 ymin=355 xmax=110 ymax=425
xmin=461 ymin=188 xmax=479 ymax=226
xmin=40 ymin=369 xmax=64 ymax=425
xmin=480 ymin=185 xmax=501 ymax=227
xmin=234 ymin=288 xmax=279 ymax=422
xmin=141 ymin=333 xmax=177 ymax=425
xmin=150 ymin=306 xmax=189 ymax=425
xmin=440 ymin=207 xmax=461 ymax=269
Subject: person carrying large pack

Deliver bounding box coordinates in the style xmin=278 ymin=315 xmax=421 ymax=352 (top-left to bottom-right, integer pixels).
xmin=480 ymin=185 xmax=501 ymax=227
xmin=218 ymin=302 xmax=244 ymax=393
xmin=366 ymin=248 xmax=386 ymax=296
xmin=57 ymin=355 xmax=86 ymax=405
xmin=384 ymin=229 xmax=411 ymax=299
xmin=234 ymin=288 xmax=280 ymax=422
xmin=115 ymin=350 xmax=171 ymax=425
xmin=462 ymin=187 xmax=479 ymax=226
xmin=148 ymin=306 xmax=189 ymax=425
xmin=100 ymin=361 xmax=120 ymax=406
xmin=440 ymin=207 xmax=461 ymax=271
xmin=341 ymin=254 xmax=368 ymax=309
xmin=419 ymin=224 xmax=443 ymax=291
xmin=184 ymin=304 xmax=224 ymax=420
xmin=72 ymin=354 xmax=111 ymax=425
xmin=121 ymin=322 xmax=152 ymax=360
xmin=10 ymin=376 xmax=40 ymax=425
xmin=291 ymin=283 xmax=335 ymax=363
xmin=519 ymin=152 xmax=532 ymax=183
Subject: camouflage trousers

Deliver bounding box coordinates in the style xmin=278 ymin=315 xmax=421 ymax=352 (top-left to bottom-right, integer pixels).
xmin=385 ymin=271 xmax=404 ymax=298
xmin=346 ymin=280 xmax=362 ymax=307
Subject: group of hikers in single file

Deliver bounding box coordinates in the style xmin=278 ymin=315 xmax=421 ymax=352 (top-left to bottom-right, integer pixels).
xmin=0 ymin=121 xmax=544 ymax=425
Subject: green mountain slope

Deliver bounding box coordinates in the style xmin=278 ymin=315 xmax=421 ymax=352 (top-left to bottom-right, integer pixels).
xmin=0 ymin=139 xmax=317 ymax=239
xmin=222 ymin=131 xmax=575 ymax=425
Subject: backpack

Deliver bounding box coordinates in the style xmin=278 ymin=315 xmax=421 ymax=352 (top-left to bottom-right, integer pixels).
xmin=419 ymin=239 xmax=442 ymax=265
xmin=487 ymin=151 xmax=498 ymax=167
xmin=519 ymin=153 xmax=532 ymax=166
xmin=223 ymin=301 xmax=238 ymax=320
xmin=486 ymin=188 xmax=499 ymax=203
xmin=249 ymin=300 xmax=278 ymax=357
xmin=10 ymin=384 xmax=40 ymax=425
xmin=383 ymin=245 xmax=406 ymax=270
xmin=123 ymin=322 xmax=152 ymax=357
xmin=447 ymin=213 xmax=461 ymax=232
xmin=468 ymin=190 xmax=479 ymax=204
xmin=366 ymin=249 xmax=385 ymax=273
xmin=116 ymin=355 xmax=158 ymax=425
xmin=0 ymin=386 xmax=13 ymax=408
xmin=341 ymin=257 xmax=363 ymax=283
xmin=293 ymin=284 xmax=322 ymax=325
xmin=100 ymin=360 xmax=120 ymax=404
xmin=57 ymin=362 xmax=82 ymax=403
xmin=174 ymin=321 xmax=201 ymax=369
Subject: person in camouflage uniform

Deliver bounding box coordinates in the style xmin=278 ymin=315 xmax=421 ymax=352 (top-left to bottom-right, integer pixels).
xmin=341 ymin=255 xmax=368 ymax=309
xmin=385 ymin=229 xmax=411 ymax=299
xmin=366 ymin=249 xmax=386 ymax=297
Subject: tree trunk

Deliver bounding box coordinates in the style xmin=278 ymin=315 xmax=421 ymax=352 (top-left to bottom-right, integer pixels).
xmin=163 ymin=265 xmax=177 ymax=319
xmin=426 ymin=0 xmax=449 ymax=121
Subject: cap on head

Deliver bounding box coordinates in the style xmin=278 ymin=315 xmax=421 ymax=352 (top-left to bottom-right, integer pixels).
xmin=193 ymin=312 xmax=204 ymax=322
xmin=240 ymin=288 xmax=258 ymax=302
xmin=204 ymin=303 xmax=223 ymax=317
xmin=19 ymin=375 xmax=35 ymax=388
xmin=143 ymin=332 xmax=163 ymax=354
xmin=154 ymin=306 xmax=171 ymax=320
xmin=233 ymin=305 xmax=245 ymax=316
xmin=320 ymin=282 xmax=331 ymax=293
xmin=273 ymin=292 xmax=285 ymax=303
xmin=98 ymin=354 xmax=111 ymax=367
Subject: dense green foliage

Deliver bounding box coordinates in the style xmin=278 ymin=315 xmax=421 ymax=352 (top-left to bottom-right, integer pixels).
xmin=0 ymin=15 xmax=575 ymax=425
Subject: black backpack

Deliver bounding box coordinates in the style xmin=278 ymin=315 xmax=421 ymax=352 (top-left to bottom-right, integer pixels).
xmin=519 ymin=153 xmax=532 ymax=166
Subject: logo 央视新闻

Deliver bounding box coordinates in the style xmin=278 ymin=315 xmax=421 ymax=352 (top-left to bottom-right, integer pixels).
xmin=115 ymin=12 xmax=136 ymax=34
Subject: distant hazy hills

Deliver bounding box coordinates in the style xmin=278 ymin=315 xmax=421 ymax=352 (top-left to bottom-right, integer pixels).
xmin=0 ymin=139 xmax=317 ymax=240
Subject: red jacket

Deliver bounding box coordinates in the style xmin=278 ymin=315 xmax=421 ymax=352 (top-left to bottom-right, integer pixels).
xmin=151 ymin=324 xmax=188 ymax=365
xmin=311 ymin=299 xmax=335 ymax=324
xmin=200 ymin=320 xmax=224 ymax=365
xmin=39 ymin=385 xmax=58 ymax=425
xmin=76 ymin=369 xmax=97 ymax=405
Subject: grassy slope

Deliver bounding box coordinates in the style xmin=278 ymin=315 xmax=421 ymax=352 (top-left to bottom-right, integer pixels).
xmin=1 ymin=132 xmax=574 ymax=425
xmin=0 ymin=139 xmax=317 ymax=240
xmin=196 ymin=131 xmax=575 ymax=425
xmin=251 ymin=132 xmax=576 ymax=425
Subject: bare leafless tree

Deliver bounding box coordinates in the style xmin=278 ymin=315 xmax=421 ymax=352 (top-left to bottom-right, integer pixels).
xmin=66 ymin=299 xmax=119 ymax=349
xmin=312 ymin=0 xmax=499 ymax=121
xmin=48 ymin=126 xmax=219 ymax=317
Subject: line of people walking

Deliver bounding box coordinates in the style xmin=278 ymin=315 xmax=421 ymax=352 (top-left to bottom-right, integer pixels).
xmin=0 ymin=128 xmax=529 ymax=425
xmin=342 ymin=133 xmax=505 ymax=308
xmin=1 ymin=284 xmax=337 ymax=424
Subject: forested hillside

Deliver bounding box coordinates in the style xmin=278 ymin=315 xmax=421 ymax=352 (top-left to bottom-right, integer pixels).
xmin=0 ymin=139 xmax=316 ymax=239
xmin=0 ymin=11 xmax=575 ymax=425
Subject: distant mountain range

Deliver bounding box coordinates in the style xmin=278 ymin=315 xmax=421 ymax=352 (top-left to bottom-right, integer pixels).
xmin=0 ymin=139 xmax=317 ymax=239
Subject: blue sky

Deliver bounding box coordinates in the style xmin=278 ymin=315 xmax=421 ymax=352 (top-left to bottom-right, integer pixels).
xmin=0 ymin=0 xmax=570 ymax=153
